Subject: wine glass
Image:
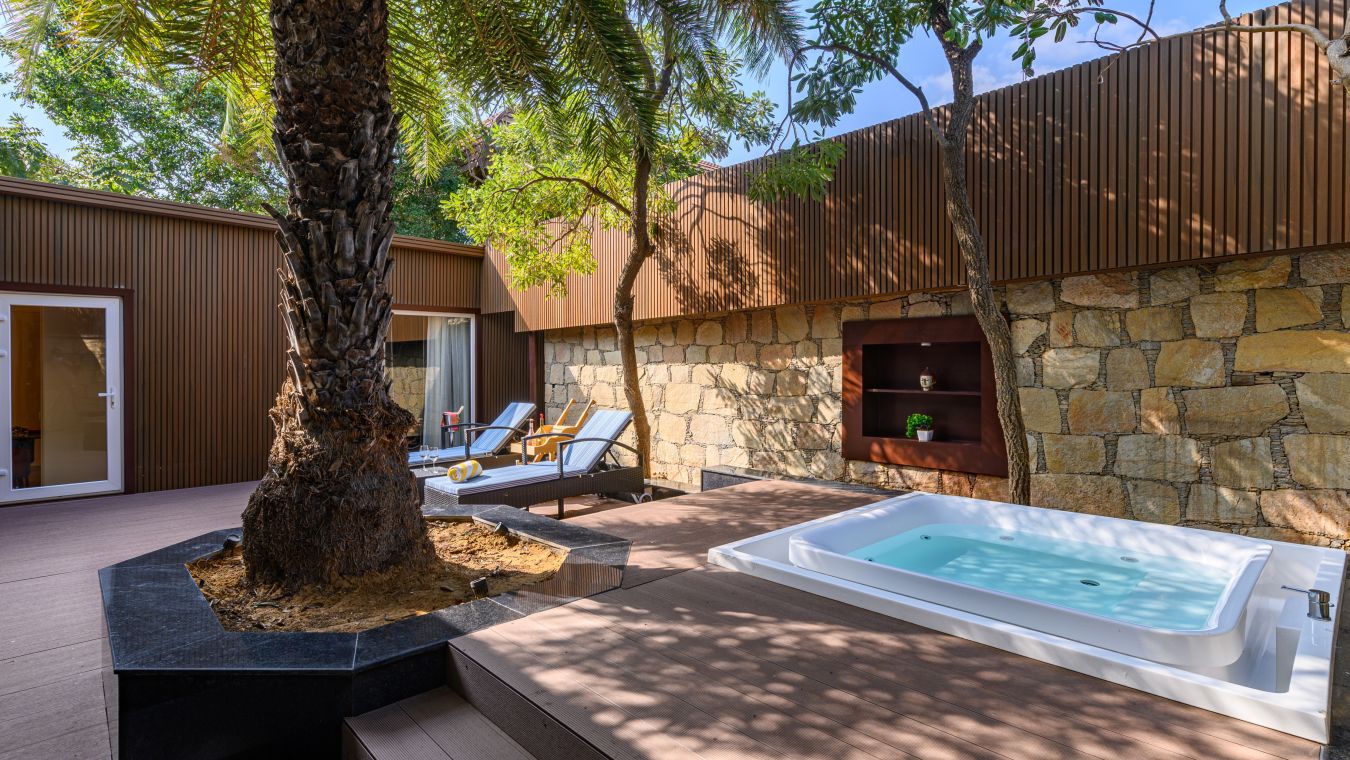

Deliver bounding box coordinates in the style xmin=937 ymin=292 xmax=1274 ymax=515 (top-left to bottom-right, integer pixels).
xmin=417 ymin=444 xmax=432 ymax=472
xmin=429 ymin=446 xmax=441 ymax=472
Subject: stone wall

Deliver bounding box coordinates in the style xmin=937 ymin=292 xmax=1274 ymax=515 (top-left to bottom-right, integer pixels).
xmin=543 ymin=249 xmax=1350 ymax=548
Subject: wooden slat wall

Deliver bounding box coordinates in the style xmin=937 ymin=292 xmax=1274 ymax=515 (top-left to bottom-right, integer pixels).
xmin=477 ymin=311 xmax=539 ymax=424
xmin=0 ymin=180 xmax=486 ymax=494
xmin=481 ymin=0 xmax=1349 ymax=331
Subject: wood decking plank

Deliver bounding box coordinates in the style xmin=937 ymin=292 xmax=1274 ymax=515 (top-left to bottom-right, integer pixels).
xmin=678 ymin=567 xmax=1320 ymax=760
xmin=344 ymin=702 xmax=454 ymax=760
xmin=0 ymin=572 xmax=104 ymax=659
xmin=398 ymin=687 xmax=535 ymax=760
xmin=479 ymin=605 xmax=904 ymax=760
xmin=605 ymin=578 xmax=1191 ymax=760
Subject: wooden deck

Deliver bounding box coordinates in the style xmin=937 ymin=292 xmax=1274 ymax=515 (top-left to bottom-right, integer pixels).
xmin=0 ymin=480 xmax=1343 ymax=760
xmin=366 ymin=480 xmax=1342 ymax=760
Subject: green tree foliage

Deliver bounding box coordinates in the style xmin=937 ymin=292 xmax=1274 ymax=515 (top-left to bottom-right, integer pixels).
xmin=0 ymin=114 xmax=70 ymax=180
xmin=447 ymin=1 xmax=793 ymax=474
xmin=0 ymin=13 xmax=468 ymax=237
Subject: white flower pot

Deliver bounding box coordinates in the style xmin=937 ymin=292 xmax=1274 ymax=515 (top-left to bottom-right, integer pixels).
xmin=917 ymin=430 xmax=934 ymax=442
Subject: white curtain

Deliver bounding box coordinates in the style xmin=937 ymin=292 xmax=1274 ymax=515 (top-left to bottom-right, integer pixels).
xmin=421 ymin=317 xmax=472 ymax=447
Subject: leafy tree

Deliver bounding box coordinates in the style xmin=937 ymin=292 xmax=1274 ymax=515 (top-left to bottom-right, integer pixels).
xmin=1 ymin=13 xmax=467 ymax=238
xmin=0 ymin=114 xmax=71 ymax=180
xmin=448 ymin=2 xmax=794 ymax=477
xmin=1 ymin=0 xmax=740 ymax=587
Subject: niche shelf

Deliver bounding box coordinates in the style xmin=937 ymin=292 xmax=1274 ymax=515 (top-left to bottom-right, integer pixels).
xmin=842 ymin=315 xmax=1008 ymax=476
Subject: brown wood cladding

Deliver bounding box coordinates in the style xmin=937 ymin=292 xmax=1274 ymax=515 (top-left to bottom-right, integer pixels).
xmin=477 ymin=311 xmax=540 ymax=425
xmin=1 ymin=181 xmax=485 ymax=494
xmin=482 ymin=0 xmax=1349 ymax=331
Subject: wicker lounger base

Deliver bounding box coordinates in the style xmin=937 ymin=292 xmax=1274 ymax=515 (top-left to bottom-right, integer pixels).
xmin=423 ymin=466 xmax=645 ymax=518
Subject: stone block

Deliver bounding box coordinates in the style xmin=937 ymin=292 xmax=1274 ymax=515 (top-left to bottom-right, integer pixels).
xmin=760 ymin=343 xmax=794 ymax=370
xmin=841 ymin=304 xmax=866 ymax=323
xmin=675 ymin=320 xmax=696 ymax=344
xmin=775 ymin=369 xmax=807 ymax=396
xmin=1127 ymin=480 xmax=1181 ymax=524
xmin=1189 ymin=292 xmax=1248 ymax=338
xmin=1215 ymin=255 xmax=1291 ymax=291
xmin=664 ymin=383 xmax=702 ymax=414
xmin=1011 ymin=319 xmax=1046 ymax=354
xmin=870 ymin=298 xmax=904 ymax=319
xmin=1149 ymin=267 xmax=1201 ymax=305
xmin=971 ymin=475 xmax=1009 ymax=502
xmin=1181 ymin=385 xmax=1288 ymax=435
xmin=736 ymin=342 xmax=757 ymax=363
xmin=662 ymin=345 xmax=685 ymax=363
xmin=1060 ymin=273 xmax=1139 ymax=309
xmin=810 ymin=308 xmax=840 ymax=339
xmin=1140 ymin=387 xmax=1180 ymax=434
xmin=633 ymin=326 xmax=659 ymax=346
xmin=750 ymin=311 xmax=774 ymax=343
xmin=1188 ymin=484 xmax=1259 ymax=525
xmin=685 ymin=346 xmax=707 ymax=364
xmin=1254 ymin=287 xmax=1323 ymax=332
xmin=1294 ymin=373 xmax=1350 ymax=433
xmin=1154 ymin=339 xmax=1225 ymax=387
xmin=908 ymin=301 xmax=944 ymax=317
xmin=1260 ymin=489 xmax=1350 ymax=538
xmin=798 ymin=423 xmax=834 ymax=450
xmin=1344 ymin=286 xmax=1350 ymax=328
xmin=701 ymin=387 xmax=737 ymax=416
xmin=1016 ymin=357 xmax=1036 ymax=387
xmin=1019 ymin=388 xmax=1062 ymax=433
xmin=1114 ymin=434 xmax=1201 ymax=481
xmin=1042 ymin=348 xmax=1100 ymax=388
xmin=694 ymin=320 xmax=724 ymax=345
xmin=1031 ymin=474 xmax=1128 ymax=518
xmin=690 ymin=414 xmax=732 ymax=446
xmin=1006 ymin=281 xmax=1055 ymax=314
xmin=1124 ymin=306 xmax=1183 ymax=342
xmin=708 ymin=344 xmax=735 ymax=363
xmin=1067 ymin=390 xmax=1135 ymax=433
xmin=949 ymin=292 xmax=974 ymax=315
xmin=724 ymin=312 xmax=748 ymax=343
xmin=1106 ymin=348 xmax=1150 ymax=390
xmin=1210 ymin=438 xmax=1274 ymax=489
xmin=1074 ymin=310 xmax=1121 ymax=346
xmin=657 ymin=413 xmax=687 ymax=443
xmin=1299 ymin=249 xmax=1350 ymax=285
xmin=1042 ymin=434 xmax=1105 ymax=474
xmin=1235 ymin=331 xmax=1350 ymax=373
xmin=1048 ymin=311 xmax=1074 ymax=348
xmin=1284 ymin=434 xmax=1350 ymax=489
xmin=776 ymin=306 xmax=809 ymax=342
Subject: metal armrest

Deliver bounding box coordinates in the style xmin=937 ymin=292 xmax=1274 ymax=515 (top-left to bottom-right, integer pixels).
xmin=554 ymin=437 xmax=644 ymax=477
xmin=461 ymin=424 xmax=528 ymax=459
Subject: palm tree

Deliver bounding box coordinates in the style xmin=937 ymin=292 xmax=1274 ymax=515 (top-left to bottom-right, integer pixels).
xmin=0 ymin=0 xmax=659 ymax=587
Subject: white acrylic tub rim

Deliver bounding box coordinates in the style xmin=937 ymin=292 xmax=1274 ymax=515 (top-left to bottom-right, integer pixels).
xmin=707 ymin=491 xmax=1346 ymax=743
xmin=785 ymin=496 xmax=1272 ymax=667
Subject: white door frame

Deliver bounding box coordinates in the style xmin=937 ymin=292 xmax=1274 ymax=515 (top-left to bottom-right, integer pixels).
xmin=0 ymin=292 xmax=125 ymax=504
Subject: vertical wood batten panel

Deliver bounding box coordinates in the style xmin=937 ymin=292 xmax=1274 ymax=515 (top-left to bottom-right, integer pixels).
xmin=1 ymin=183 xmax=484 ymax=494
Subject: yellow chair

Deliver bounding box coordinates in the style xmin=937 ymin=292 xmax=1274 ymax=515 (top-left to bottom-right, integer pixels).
xmin=528 ymin=400 xmax=593 ymax=462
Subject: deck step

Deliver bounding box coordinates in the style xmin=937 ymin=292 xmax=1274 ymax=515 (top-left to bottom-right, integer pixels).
xmin=343 ymin=687 xmax=536 ymax=760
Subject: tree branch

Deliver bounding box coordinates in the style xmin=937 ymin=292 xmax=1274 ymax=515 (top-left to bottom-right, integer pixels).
xmin=795 ymin=43 xmax=940 ymax=136
xmin=524 ymin=170 xmax=632 ymax=218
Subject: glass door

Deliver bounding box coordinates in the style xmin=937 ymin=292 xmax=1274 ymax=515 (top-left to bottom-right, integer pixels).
xmin=0 ymin=293 xmax=124 ymax=503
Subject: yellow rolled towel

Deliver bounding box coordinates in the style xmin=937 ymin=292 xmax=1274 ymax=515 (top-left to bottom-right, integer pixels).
xmin=447 ymin=460 xmax=482 ymax=483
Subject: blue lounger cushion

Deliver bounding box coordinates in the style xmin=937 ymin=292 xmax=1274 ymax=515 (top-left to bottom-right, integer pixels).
xmin=409 ymin=401 xmax=535 ymax=465
xmin=424 ymin=408 xmax=634 ymax=498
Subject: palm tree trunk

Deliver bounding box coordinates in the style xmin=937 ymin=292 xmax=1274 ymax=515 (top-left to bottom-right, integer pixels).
xmin=241 ymin=0 xmax=434 ymax=587
xmin=614 ymin=154 xmax=654 ymax=479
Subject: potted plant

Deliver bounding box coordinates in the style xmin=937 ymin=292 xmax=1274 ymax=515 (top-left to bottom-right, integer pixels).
xmin=906 ymin=413 xmax=935 ymax=442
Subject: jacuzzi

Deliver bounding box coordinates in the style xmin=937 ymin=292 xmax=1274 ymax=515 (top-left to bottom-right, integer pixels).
xmin=709 ymin=492 xmax=1346 ymax=742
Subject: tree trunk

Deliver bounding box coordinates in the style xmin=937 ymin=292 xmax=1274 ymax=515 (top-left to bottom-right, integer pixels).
xmin=242 ymin=0 xmax=434 ymax=588
xmin=932 ymin=9 xmax=1032 ymax=505
xmin=614 ymin=155 xmax=655 ymax=479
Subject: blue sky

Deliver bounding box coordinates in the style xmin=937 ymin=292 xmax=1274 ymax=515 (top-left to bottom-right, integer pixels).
xmin=1 ymin=0 xmax=1274 ymax=168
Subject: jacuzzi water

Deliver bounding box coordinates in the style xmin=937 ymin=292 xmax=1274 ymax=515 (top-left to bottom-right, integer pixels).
xmin=849 ymin=523 xmax=1230 ymax=631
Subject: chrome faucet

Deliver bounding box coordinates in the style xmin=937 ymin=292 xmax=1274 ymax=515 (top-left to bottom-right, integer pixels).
xmin=1281 ymin=586 xmax=1333 ymax=621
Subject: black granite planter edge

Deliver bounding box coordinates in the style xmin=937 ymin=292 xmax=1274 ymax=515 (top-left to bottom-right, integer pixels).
xmin=103 ymin=504 xmax=630 ymax=676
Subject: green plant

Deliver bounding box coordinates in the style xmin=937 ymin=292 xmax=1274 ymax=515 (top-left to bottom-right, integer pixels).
xmin=906 ymin=413 xmax=933 ymax=439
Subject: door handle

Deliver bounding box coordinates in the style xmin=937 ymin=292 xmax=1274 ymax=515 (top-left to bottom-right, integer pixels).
xmin=98 ymin=388 xmax=117 ymax=408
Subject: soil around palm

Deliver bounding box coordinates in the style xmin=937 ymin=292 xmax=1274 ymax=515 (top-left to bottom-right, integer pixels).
xmin=189 ymin=519 xmax=566 ymax=633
